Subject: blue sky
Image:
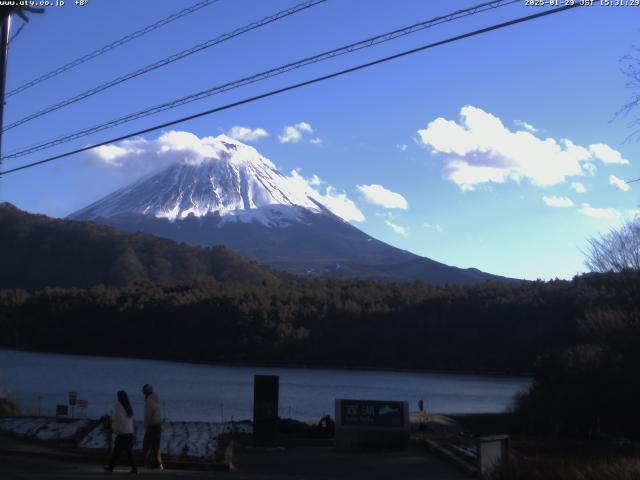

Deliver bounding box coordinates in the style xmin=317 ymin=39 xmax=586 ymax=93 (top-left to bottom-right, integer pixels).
xmin=1 ymin=0 xmax=639 ymax=280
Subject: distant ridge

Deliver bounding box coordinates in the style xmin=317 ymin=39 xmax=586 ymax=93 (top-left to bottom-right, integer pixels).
xmin=0 ymin=202 xmax=284 ymax=290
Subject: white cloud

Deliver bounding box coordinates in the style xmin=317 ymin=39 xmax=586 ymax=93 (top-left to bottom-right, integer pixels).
xmin=309 ymin=137 xmax=322 ymax=145
xmin=320 ymin=188 xmax=365 ymax=223
xmin=297 ymin=122 xmax=313 ymax=133
xmin=582 ymin=163 xmax=597 ymax=176
xmin=279 ymin=126 xmax=302 ymax=144
xmin=444 ymin=160 xmax=508 ymax=192
xmin=286 ymin=169 xmax=364 ymax=223
xmin=86 ymin=131 xmax=363 ymax=223
xmin=543 ymin=196 xmax=574 ymax=208
xmin=357 ymin=184 xmax=408 ymax=210
xmin=278 ymin=122 xmax=314 ymax=143
xmin=385 ymin=220 xmax=408 ymax=237
xmin=417 ymin=106 xmax=627 ymax=191
xmin=424 ymin=222 xmax=444 ymax=233
xmin=515 ymin=120 xmax=538 ymax=133
xmin=578 ymin=203 xmax=622 ymax=221
xmin=609 ymin=174 xmax=631 ymax=192
xmin=90 ymin=143 xmax=137 ymax=165
xmin=589 ymin=143 xmax=629 ymax=165
xmin=397 ymin=144 xmax=408 ymax=152
xmin=156 ymin=131 xmax=223 ymax=159
xmin=86 ymin=131 xmax=228 ymax=175
xmin=309 ymin=174 xmax=322 ymax=186
xmin=571 ymin=181 xmax=587 ymax=193
xmin=226 ymin=126 xmax=268 ymax=142
xmin=628 ymin=208 xmax=640 ymax=220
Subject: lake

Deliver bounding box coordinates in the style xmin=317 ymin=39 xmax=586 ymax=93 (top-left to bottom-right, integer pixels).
xmin=0 ymin=349 xmax=530 ymax=422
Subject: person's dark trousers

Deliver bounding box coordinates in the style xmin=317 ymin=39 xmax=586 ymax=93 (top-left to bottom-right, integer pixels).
xmin=107 ymin=433 xmax=137 ymax=473
xmin=142 ymin=424 xmax=162 ymax=467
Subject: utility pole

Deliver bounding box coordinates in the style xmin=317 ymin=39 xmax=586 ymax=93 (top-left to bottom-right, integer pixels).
xmin=0 ymin=9 xmax=11 ymax=163
xmin=0 ymin=6 xmax=43 ymax=168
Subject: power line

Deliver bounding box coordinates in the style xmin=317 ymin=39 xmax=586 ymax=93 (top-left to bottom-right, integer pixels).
xmin=2 ymin=0 xmax=519 ymax=161
xmin=0 ymin=4 xmax=580 ymax=178
xmin=2 ymin=0 xmax=327 ymax=132
xmin=5 ymin=0 xmax=223 ymax=99
xmin=0 ymin=6 xmax=44 ymax=169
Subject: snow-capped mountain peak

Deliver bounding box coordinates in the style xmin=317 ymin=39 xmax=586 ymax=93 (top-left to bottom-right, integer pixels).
xmin=68 ymin=132 xmax=511 ymax=285
xmin=69 ymin=134 xmax=325 ymax=225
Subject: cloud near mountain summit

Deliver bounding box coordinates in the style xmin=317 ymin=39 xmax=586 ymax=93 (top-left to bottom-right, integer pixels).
xmin=85 ymin=130 xmax=364 ymax=223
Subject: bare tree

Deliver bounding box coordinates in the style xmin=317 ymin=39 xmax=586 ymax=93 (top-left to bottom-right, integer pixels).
xmin=584 ymin=49 xmax=640 ymax=272
xmin=617 ymin=45 xmax=640 ymax=141
xmin=585 ymin=220 xmax=640 ymax=272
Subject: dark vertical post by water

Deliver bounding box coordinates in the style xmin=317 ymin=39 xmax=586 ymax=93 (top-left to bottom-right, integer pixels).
xmin=253 ymin=375 xmax=279 ymax=445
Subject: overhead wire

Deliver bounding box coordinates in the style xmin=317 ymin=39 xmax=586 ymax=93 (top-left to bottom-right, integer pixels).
xmin=5 ymin=0 xmax=223 ymax=98
xmin=2 ymin=0 xmax=519 ymax=161
xmin=2 ymin=0 xmax=327 ymax=132
xmin=0 ymin=4 xmax=581 ymax=177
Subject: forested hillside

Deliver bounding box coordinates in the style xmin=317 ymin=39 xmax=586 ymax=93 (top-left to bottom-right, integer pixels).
xmin=1 ymin=271 xmax=638 ymax=376
xmin=0 ymin=203 xmax=284 ymax=288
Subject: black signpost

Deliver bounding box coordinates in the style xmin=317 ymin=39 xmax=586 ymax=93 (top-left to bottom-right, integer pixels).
xmin=253 ymin=375 xmax=279 ymax=445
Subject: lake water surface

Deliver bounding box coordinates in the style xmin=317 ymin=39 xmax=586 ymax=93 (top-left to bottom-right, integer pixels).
xmin=0 ymin=349 xmax=530 ymax=421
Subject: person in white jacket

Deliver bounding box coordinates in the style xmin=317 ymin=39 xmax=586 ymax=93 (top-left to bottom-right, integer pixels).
xmin=105 ymin=390 xmax=138 ymax=474
xmin=141 ymin=384 xmax=163 ymax=470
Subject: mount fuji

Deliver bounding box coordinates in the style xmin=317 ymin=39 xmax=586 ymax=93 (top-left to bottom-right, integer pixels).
xmin=69 ymin=134 xmax=510 ymax=284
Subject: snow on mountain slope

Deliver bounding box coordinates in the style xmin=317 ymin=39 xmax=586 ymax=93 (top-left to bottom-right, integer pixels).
xmin=70 ymin=134 xmax=328 ymax=226
xmin=68 ymin=132 xmax=514 ymax=285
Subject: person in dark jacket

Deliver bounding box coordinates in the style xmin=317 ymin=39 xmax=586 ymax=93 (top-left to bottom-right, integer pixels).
xmin=105 ymin=390 xmax=137 ymax=474
xmin=141 ymin=384 xmax=163 ymax=470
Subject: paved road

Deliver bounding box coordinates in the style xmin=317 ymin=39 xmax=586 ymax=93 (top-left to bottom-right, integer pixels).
xmin=0 ymin=433 xmax=467 ymax=480
xmin=234 ymin=445 xmax=468 ymax=479
xmin=0 ymin=447 xmax=467 ymax=480
xmin=0 ymin=456 xmax=215 ymax=479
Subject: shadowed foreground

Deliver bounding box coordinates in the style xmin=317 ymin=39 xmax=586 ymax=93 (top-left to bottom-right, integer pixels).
xmin=0 ymin=433 xmax=466 ymax=480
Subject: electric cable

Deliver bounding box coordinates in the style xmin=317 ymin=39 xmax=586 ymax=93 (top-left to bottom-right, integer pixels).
xmin=2 ymin=0 xmax=518 ymax=160
xmin=2 ymin=0 xmax=327 ymax=132
xmin=5 ymin=0 xmax=223 ymax=98
xmin=0 ymin=4 xmax=581 ymax=177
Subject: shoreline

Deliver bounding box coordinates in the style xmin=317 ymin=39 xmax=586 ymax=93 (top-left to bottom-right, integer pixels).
xmin=0 ymin=347 xmax=533 ymax=379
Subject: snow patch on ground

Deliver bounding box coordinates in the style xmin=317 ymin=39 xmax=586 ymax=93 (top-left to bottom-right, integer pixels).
xmin=0 ymin=417 xmax=90 ymax=441
xmin=79 ymin=421 xmax=252 ymax=459
xmin=0 ymin=416 xmax=251 ymax=459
